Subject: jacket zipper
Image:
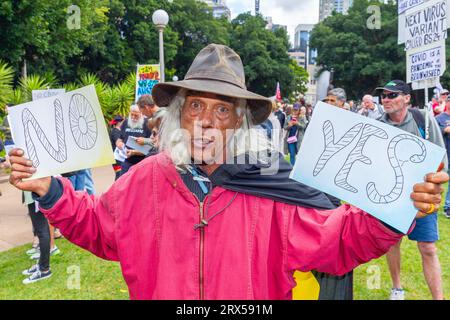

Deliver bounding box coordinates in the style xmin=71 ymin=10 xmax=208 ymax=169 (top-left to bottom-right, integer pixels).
xmin=193 ymin=194 xmax=208 ymax=300
xmin=199 ymin=200 xmax=205 ymax=300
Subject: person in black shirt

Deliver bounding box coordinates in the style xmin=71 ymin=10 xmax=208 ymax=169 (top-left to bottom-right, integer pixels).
xmin=109 ymin=115 xmax=124 ymax=180
xmin=116 ymin=105 xmax=151 ymax=175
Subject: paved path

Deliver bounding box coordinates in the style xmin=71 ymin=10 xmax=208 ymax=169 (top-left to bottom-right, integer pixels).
xmin=0 ymin=166 xmax=115 ymax=252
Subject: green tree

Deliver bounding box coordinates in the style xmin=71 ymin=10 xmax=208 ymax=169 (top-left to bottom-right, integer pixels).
xmin=310 ymin=0 xmax=403 ymax=99
xmin=0 ymin=0 xmax=110 ymax=82
xmin=230 ymin=13 xmax=295 ymax=98
xmin=0 ymin=60 xmax=14 ymax=113
xmin=168 ymin=0 xmax=231 ymax=78
xmin=288 ymin=60 xmax=309 ymax=100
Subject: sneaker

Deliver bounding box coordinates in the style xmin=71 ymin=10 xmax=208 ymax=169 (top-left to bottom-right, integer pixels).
xmin=389 ymin=288 xmax=405 ymax=300
xmin=445 ymin=209 xmax=450 ymax=218
xmin=54 ymin=229 xmax=64 ymax=239
xmin=26 ymin=247 xmax=40 ymax=256
xmin=22 ymin=269 xmax=52 ymax=284
xmin=22 ymin=264 xmax=39 ymax=276
xmin=30 ymin=246 xmax=60 ymax=260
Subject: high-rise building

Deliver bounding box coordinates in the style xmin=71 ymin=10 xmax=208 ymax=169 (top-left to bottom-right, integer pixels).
xmin=202 ymin=0 xmax=231 ymax=21
xmin=293 ymin=24 xmax=320 ymax=105
xmin=265 ymin=17 xmax=287 ymax=32
xmin=319 ymin=0 xmax=353 ymax=21
xmin=255 ymin=0 xmax=260 ymax=15
xmin=293 ymin=24 xmax=316 ymax=67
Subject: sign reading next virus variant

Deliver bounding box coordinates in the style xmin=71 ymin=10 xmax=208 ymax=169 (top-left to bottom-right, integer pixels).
xmin=404 ymin=0 xmax=447 ymax=50
xmin=407 ymin=40 xmax=446 ymax=82
xmin=135 ymin=64 xmax=160 ymax=102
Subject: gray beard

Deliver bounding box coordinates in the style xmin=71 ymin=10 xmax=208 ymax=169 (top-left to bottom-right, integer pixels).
xmin=128 ymin=115 xmax=144 ymax=129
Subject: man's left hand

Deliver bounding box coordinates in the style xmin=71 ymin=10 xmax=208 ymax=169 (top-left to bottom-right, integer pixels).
xmin=135 ymin=137 xmax=145 ymax=146
xmin=411 ymin=170 xmax=449 ymax=218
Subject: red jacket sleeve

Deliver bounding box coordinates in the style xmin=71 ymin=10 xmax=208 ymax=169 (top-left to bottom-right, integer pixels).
xmin=40 ymin=178 xmax=119 ymax=261
xmin=286 ymin=204 xmax=408 ymax=276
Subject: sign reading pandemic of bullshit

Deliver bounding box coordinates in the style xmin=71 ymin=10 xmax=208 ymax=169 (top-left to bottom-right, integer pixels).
xmin=135 ymin=64 xmax=160 ymax=102
xmin=407 ymin=40 xmax=446 ymax=82
xmin=7 ymin=85 xmax=115 ymax=179
xmin=290 ymin=102 xmax=446 ymax=234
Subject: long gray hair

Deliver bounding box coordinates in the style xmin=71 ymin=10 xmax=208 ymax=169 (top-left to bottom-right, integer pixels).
xmin=158 ymin=89 xmax=273 ymax=169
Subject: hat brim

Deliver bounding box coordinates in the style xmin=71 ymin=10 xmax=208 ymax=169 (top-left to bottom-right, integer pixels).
xmin=375 ymin=86 xmax=404 ymax=93
xmin=152 ymin=79 xmax=272 ymax=124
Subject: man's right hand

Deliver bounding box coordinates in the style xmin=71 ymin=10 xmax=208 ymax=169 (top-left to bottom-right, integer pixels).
xmin=8 ymin=148 xmax=51 ymax=197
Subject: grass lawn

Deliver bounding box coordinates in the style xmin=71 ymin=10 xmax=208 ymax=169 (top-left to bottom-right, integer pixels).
xmin=1 ymin=177 xmax=449 ymax=300
xmin=0 ymin=239 xmax=128 ymax=300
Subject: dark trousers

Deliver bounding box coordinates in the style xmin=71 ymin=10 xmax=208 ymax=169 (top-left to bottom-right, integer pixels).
xmin=28 ymin=203 xmax=50 ymax=271
xmin=288 ymin=143 xmax=298 ymax=165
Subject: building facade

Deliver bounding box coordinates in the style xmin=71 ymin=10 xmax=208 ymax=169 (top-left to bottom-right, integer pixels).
xmin=202 ymin=0 xmax=231 ymax=21
xmin=319 ymin=0 xmax=353 ymax=21
xmin=265 ymin=17 xmax=287 ymax=32
xmin=293 ymin=24 xmax=317 ymax=68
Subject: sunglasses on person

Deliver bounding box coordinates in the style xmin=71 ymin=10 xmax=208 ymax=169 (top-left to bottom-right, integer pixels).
xmin=380 ymin=92 xmax=403 ymax=100
xmin=323 ymin=98 xmax=337 ymax=103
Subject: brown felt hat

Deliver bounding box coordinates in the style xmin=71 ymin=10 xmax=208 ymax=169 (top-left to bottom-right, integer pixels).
xmin=152 ymin=44 xmax=272 ymax=124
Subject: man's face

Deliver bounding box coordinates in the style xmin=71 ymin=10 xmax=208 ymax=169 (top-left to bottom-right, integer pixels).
xmin=323 ymin=95 xmax=338 ymax=106
xmin=130 ymin=110 xmax=142 ymax=122
xmin=381 ymin=90 xmax=409 ymax=114
xmin=139 ymin=104 xmax=158 ymax=118
xmin=180 ymin=92 xmax=243 ymax=164
xmin=363 ymin=98 xmax=374 ymax=109
xmin=440 ymin=92 xmax=449 ymax=102
xmin=324 ymin=95 xmax=345 ymax=108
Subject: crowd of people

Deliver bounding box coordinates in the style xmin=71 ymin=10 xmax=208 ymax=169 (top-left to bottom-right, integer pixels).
xmin=2 ymin=44 xmax=449 ymax=300
xmin=266 ymin=80 xmax=450 ymax=300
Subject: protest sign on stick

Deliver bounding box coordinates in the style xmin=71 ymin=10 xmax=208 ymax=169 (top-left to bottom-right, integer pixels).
xmin=135 ymin=64 xmax=160 ymax=102
xmin=398 ymin=0 xmax=449 ymax=45
xmin=290 ymin=102 xmax=446 ymax=233
xmin=407 ymin=40 xmax=446 ymax=83
xmin=7 ymin=85 xmax=114 ymax=179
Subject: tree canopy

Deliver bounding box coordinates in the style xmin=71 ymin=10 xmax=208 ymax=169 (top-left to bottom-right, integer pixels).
xmin=0 ymin=0 xmax=305 ymax=100
xmin=310 ymin=0 xmax=405 ymax=99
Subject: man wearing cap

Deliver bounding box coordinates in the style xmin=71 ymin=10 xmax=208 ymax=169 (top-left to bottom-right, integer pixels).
xmin=376 ymin=80 xmax=446 ymax=300
xmin=433 ymin=89 xmax=449 ymax=116
xmin=435 ymin=96 xmax=450 ymax=219
xmin=7 ymin=45 xmax=448 ymax=300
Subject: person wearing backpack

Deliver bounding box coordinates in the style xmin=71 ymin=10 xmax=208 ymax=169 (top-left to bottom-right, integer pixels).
xmin=435 ymin=95 xmax=450 ymax=219
xmin=376 ymin=80 xmax=447 ymax=300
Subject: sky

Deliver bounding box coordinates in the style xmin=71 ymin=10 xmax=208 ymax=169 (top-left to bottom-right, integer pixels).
xmin=226 ymin=0 xmax=320 ymax=46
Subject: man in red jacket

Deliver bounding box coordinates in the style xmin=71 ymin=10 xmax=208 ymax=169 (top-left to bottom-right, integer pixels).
xmin=8 ymin=44 xmax=448 ymax=299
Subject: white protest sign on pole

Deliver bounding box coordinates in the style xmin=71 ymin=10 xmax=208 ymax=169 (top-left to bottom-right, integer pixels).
xmin=398 ymin=0 xmax=449 ymax=45
xmin=404 ymin=0 xmax=447 ymax=50
xmin=289 ymin=102 xmax=446 ymax=233
xmin=407 ymin=40 xmax=446 ymax=83
xmin=32 ymin=89 xmax=66 ymax=101
xmin=7 ymin=85 xmax=114 ymax=179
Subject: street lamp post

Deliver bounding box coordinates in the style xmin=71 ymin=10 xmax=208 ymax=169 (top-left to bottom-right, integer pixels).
xmin=152 ymin=9 xmax=169 ymax=83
